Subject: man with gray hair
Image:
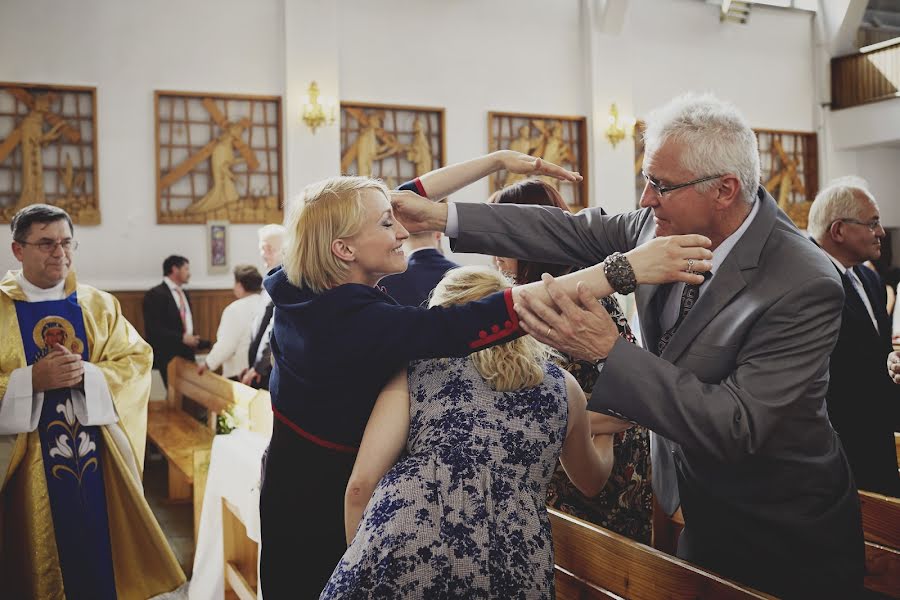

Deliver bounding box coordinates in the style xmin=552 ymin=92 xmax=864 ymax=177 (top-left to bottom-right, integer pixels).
xmin=242 ymin=223 xmax=286 ymax=389
xmin=809 ymin=177 xmax=899 ymax=497
xmin=393 ymin=93 xmax=864 ymax=597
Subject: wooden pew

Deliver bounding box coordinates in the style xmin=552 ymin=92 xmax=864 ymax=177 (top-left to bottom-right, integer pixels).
xmin=146 ymin=357 xmax=268 ymax=508
xmin=859 ymin=490 xmax=900 ymax=598
xmin=550 ymin=508 xmax=775 ymax=599
xmin=650 ymin=491 xmax=900 ymax=598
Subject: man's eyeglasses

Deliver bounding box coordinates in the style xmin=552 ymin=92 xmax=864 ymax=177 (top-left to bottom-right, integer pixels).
xmin=836 ymin=218 xmax=882 ymax=232
xmin=15 ymin=239 xmax=79 ymax=253
xmin=642 ymin=171 xmax=723 ymax=198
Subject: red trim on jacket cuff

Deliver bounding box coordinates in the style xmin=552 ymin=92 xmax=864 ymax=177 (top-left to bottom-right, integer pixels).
xmin=272 ymin=406 xmax=358 ymax=454
xmin=469 ymin=288 xmax=521 ymax=350
xmin=412 ymin=177 xmax=427 ymax=198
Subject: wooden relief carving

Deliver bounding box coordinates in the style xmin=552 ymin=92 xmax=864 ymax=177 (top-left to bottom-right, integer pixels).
xmin=340 ymin=102 xmax=444 ymax=188
xmin=757 ymin=129 xmax=817 ymax=229
xmin=488 ymin=112 xmax=588 ymax=210
xmin=155 ymin=91 xmax=282 ymax=224
xmin=0 ymin=83 xmax=99 ymax=224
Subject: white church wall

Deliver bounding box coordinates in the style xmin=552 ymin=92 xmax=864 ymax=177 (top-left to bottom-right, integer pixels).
xmin=0 ymin=0 xmax=285 ymax=290
xmin=0 ymin=0 xmax=839 ymax=282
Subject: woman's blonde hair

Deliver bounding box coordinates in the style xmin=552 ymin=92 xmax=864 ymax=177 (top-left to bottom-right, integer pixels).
xmin=282 ymin=176 xmax=389 ymax=293
xmin=429 ymin=266 xmax=557 ymax=391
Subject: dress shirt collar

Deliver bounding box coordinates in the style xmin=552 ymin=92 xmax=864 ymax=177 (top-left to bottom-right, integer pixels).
xmin=16 ymin=271 xmax=66 ymax=302
xmin=163 ymin=276 xmax=183 ymax=292
xmin=709 ymin=197 xmax=760 ymax=277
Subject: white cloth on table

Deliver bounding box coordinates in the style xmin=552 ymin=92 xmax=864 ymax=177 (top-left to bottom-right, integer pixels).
xmin=188 ymin=428 xmax=268 ymax=600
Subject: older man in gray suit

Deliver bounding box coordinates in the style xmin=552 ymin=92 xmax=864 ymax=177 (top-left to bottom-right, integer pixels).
xmin=393 ymin=94 xmax=864 ymax=598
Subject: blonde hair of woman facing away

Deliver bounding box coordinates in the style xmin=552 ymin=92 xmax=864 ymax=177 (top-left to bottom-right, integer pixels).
xmin=429 ymin=266 xmax=557 ymax=391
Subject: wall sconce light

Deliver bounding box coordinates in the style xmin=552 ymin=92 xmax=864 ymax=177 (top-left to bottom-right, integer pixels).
xmin=301 ymin=81 xmax=336 ymax=134
xmin=605 ymin=103 xmax=635 ymax=149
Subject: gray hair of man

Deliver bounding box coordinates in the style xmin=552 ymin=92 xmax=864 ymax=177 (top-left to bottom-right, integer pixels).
xmin=643 ymin=92 xmax=760 ymax=205
xmin=257 ymin=223 xmax=286 ymax=243
xmin=807 ymin=176 xmax=876 ymax=241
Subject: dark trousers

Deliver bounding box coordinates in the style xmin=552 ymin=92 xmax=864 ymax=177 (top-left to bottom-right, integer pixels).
xmin=259 ymin=419 xmax=356 ymax=599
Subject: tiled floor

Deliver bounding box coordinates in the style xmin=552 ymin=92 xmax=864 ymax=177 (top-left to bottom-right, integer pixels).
xmin=144 ymin=448 xmax=195 ymax=577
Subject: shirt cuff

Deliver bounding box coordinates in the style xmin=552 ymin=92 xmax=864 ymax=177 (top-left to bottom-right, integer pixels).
xmin=0 ymin=366 xmax=42 ymax=434
xmin=71 ymin=362 xmax=118 ymax=426
xmin=446 ymin=202 xmax=459 ymax=238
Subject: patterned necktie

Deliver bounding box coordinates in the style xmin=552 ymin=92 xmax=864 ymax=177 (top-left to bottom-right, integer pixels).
xmin=657 ymin=271 xmax=712 ymax=354
xmin=175 ymin=287 xmax=188 ymax=332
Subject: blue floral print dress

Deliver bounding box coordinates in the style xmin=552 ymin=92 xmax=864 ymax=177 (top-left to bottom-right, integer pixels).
xmin=321 ymin=356 xmax=569 ymax=599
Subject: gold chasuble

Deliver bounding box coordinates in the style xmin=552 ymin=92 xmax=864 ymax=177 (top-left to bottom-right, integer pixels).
xmin=0 ymin=270 xmax=185 ymax=599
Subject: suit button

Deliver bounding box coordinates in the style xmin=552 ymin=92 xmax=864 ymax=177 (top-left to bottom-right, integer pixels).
xmin=491 ymin=324 xmax=500 ymax=333
xmin=504 ymin=320 xmax=513 ymax=328
xmin=479 ymin=330 xmax=487 ymax=338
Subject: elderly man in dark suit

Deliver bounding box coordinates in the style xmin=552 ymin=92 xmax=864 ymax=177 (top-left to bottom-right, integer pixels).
xmin=143 ymin=255 xmax=200 ymax=385
xmin=392 ymin=93 xmax=864 ymax=598
xmin=809 ymin=177 xmax=900 ymax=497
xmin=379 ymin=231 xmax=459 ymax=307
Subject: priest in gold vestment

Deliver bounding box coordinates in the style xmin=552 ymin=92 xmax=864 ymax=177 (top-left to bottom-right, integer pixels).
xmin=0 ymin=204 xmax=185 ymax=599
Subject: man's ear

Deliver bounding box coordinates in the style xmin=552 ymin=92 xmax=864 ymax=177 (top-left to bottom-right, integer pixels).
xmin=332 ymin=238 xmax=355 ymax=262
xmin=829 ymin=220 xmax=846 ymax=243
xmin=11 ymin=242 xmax=24 ymax=262
xmin=714 ymin=174 xmax=741 ymax=209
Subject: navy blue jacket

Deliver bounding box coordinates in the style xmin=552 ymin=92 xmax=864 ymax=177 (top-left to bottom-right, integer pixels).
xmin=264 ymin=267 xmax=521 ymax=451
xmin=379 ymin=248 xmax=460 ymax=307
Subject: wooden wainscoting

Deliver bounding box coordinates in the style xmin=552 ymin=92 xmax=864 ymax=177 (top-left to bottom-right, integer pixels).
xmin=111 ymin=289 xmax=236 ymax=344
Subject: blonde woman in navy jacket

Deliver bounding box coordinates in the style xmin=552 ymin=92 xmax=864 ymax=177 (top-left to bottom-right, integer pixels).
xmin=259 ymin=151 xmax=713 ymax=598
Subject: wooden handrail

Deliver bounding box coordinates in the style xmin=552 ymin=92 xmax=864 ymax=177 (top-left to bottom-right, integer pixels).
xmin=831 ymin=41 xmax=900 ymax=109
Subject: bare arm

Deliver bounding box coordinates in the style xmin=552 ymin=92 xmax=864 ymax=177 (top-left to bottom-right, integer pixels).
xmin=344 ymin=369 xmax=410 ymax=544
xmin=414 ymin=150 xmax=581 ymax=200
xmin=559 ymin=370 xmax=614 ymax=497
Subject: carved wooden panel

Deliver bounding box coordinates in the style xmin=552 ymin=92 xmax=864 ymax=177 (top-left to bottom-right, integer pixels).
xmin=756 ymin=129 xmax=817 ymax=229
xmin=340 ymin=102 xmax=445 ymax=188
xmin=488 ymin=111 xmax=588 ymax=210
xmin=155 ymin=90 xmax=283 ymax=224
xmin=0 ymin=82 xmax=99 ymax=224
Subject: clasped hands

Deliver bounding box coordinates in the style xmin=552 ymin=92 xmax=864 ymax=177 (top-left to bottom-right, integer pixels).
xmin=32 ymin=343 xmax=84 ymax=392
xmin=515 ymin=235 xmax=712 ymax=363
xmin=887 ymin=351 xmax=900 ymax=385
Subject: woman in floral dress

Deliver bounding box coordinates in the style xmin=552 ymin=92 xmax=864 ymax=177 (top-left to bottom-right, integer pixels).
xmin=322 ymin=267 xmax=625 ymax=599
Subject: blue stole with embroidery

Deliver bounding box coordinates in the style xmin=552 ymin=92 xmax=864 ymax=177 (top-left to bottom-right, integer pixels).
xmin=14 ymin=291 xmax=117 ymax=600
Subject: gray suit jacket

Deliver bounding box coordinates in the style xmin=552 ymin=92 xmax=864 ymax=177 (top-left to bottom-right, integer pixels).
xmin=453 ymin=187 xmax=864 ymax=597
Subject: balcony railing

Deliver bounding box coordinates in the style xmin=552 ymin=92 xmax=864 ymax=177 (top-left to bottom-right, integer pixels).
xmin=831 ymin=39 xmax=900 ymax=109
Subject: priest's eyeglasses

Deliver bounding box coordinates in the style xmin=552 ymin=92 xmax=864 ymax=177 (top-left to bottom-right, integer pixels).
xmin=16 ymin=239 xmax=79 ymax=253
xmin=836 ymin=218 xmax=882 ymax=232
xmin=642 ymin=171 xmax=723 ymax=198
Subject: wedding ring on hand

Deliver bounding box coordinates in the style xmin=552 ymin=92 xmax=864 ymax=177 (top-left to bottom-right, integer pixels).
xmin=687 ymin=258 xmax=695 ymax=274
xmin=547 ymin=327 xmax=553 ymax=338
